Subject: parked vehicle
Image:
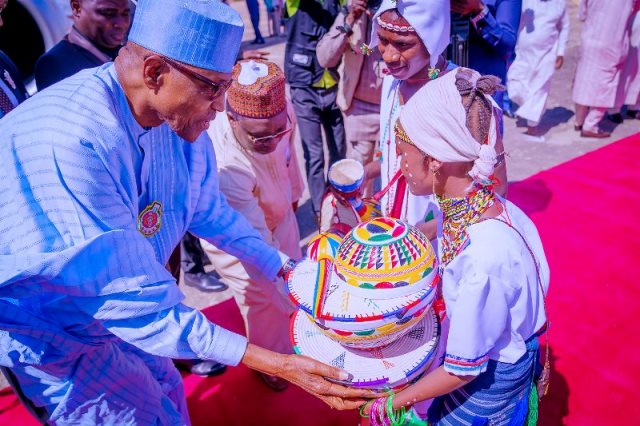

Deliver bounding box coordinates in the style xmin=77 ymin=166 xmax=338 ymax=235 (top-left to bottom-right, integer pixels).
xmin=0 ymin=0 xmax=71 ymax=88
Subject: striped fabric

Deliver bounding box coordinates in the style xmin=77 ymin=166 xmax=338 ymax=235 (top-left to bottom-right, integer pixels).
xmin=572 ymin=0 xmax=635 ymax=108
xmin=444 ymin=352 xmax=490 ymax=375
xmin=428 ymin=337 xmax=539 ymax=426
xmin=0 ymin=63 xmax=285 ymax=424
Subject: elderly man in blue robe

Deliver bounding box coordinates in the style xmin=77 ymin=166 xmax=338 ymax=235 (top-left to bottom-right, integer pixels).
xmin=0 ymin=0 xmax=372 ymax=424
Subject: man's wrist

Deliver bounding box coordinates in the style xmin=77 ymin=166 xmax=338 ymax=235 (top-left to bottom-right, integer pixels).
xmin=277 ymin=258 xmax=297 ymax=278
xmin=241 ymin=343 xmax=285 ymax=376
xmin=337 ymin=20 xmax=354 ymax=36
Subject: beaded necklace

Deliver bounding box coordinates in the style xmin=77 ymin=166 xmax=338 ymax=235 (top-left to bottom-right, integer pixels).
xmin=437 ymin=184 xmax=495 ymax=266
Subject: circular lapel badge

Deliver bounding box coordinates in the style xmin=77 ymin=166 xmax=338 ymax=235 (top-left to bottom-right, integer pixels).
xmin=138 ymin=201 xmax=163 ymax=237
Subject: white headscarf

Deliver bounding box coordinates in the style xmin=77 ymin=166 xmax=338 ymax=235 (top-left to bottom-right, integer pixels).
xmin=370 ymin=0 xmax=451 ymax=68
xmin=398 ymin=68 xmax=500 ymax=184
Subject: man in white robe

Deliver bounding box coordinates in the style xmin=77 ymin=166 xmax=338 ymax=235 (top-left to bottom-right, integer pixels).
xmin=573 ymin=0 xmax=635 ymax=138
xmin=202 ymin=60 xmax=304 ymax=391
xmin=508 ymin=0 xmax=569 ymax=140
xmin=613 ymin=2 xmax=640 ymax=120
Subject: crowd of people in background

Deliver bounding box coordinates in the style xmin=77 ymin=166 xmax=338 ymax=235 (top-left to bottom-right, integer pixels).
xmin=2 ymin=0 xmax=640 ymax=204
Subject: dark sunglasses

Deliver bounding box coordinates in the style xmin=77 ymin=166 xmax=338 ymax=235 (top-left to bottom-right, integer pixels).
xmin=160 ymin=56 xmax=232 ymax=100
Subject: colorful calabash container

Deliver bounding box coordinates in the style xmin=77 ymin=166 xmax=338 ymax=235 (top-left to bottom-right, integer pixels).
xmin=288 ymin=218 xmax=441 ymax=390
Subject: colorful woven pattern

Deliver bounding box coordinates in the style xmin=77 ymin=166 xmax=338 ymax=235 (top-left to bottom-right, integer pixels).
xmin=287 ymin=260 xmax=438 ymax=324
xmin=288 ymin=217 xmax=440 ymax=351
xmin=227 ymin=60 xmax=286 ymax=119
xmin=306 ymin=232 xmax=342 ymax=262
xmin=316 ymin=303 xmax=429 ymax=349
xmin=334 ymin=218 xmax=436 ymax=298
xmin=291 ymin=309 xmax=440 ymax=390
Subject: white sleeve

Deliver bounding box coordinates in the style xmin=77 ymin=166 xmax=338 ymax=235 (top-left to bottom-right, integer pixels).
xmin=557 ymin=5 xmax=570 ymax=56
xmin=443 ymin=271 xmax=511 ymax=376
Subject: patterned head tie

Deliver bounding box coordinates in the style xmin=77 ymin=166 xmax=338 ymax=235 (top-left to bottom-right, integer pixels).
xmin=398 ymin=68 xmax=502 ymax=184
xmin=375 ymin=14 xmax=416 ymax=33
xmin=227 ymin=60 xmax=286 ymax=119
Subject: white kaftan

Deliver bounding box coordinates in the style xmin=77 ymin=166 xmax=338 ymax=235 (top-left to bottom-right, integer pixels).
xmin=202 ymin=106 xmax=303 ymax=353
xmin=573 ymin=0 xmax=635 ymax=109
xmin=508 ymin=0 xmax=569 ymax=124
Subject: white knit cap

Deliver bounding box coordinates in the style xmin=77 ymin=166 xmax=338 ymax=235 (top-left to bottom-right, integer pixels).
xmin=370 ymin=0 xmax=451 ymax=68
xmin=398 ymin=68 xmax=500 ymax=184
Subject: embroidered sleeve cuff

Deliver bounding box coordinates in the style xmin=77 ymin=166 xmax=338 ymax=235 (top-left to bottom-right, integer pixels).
xmin=443 ymin=352 xmax=490 ymax=376
xmin=205 ymin=326 xmax=248 ymax=366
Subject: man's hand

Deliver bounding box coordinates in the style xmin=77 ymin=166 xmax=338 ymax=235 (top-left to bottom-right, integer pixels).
xmin=242 ymin=344 xmax=378 ymax=410
xmin=555 ymin=56 xmax=564 ymax=69
xmin=276 ymin=354 xmax=378 ymax=409
xmin=242 ymin=50 xmax=270 ymax=60
xmin=451 ymin=0 xmax=484 ymax=16
xmin=346 ymin=0 xmax=368 ymax=27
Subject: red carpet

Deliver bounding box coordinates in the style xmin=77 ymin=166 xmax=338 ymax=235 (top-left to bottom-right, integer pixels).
xmin=1 ymin=133 xmax=639 ymax=425
xmin=507 ymin=133 xmax=640 ymax=425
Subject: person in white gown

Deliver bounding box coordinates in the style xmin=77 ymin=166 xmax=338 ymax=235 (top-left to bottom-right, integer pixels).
xmin=507 ymin=0 xmax=569 ymax=140
xmin=203 ymin=60 xmax=304 ymax=392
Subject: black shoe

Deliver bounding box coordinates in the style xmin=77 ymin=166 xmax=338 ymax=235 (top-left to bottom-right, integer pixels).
xmin=251 ymin=37 xmax=266 ymax=45
xmin=607 ymin=112 xmax=624 ymax=124
xmin=191 ymin=360 xmax=227 ymax=377
xmin=183 ymin=271 xmax=228 ymax=292
xmin=627 ymin=110 xmax=639 ymax=119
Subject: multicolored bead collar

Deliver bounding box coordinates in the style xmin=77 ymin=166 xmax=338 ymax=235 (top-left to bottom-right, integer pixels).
xmin=438 ymin=185 xmax=495 ymax=266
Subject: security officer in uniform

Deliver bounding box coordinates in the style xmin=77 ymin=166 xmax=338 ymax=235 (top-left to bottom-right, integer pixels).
xmin=284 ymin=0 xmax=346 ymax=218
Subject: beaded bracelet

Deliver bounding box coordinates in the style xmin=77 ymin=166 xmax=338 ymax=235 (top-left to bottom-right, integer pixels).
xmin=359 ymin=400 xmax=373 ymax=419
xmin=360 ymin=392 xmax=407 ymax=426
xmin=370 ymin=397 xmax=388 ymax=426
xmin=385 ymin=393 xmax=406 ymax=426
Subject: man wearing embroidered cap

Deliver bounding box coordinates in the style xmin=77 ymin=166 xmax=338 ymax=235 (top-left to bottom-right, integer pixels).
xmin=202 ymin=59 xmax=304 ymax=391
xmin=0 ymin=0 xmax=372 ymax=423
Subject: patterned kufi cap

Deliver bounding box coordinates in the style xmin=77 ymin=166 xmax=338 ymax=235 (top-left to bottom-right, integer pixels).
xmin=227 ymin=60 xmax=286 ymax=119
xmin=128 ymin=0 xmax=244 ymax=73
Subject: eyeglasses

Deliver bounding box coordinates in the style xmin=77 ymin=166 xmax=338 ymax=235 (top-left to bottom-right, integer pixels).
xmin=160 ymin=56 xmax=232 ymax=101
xmin=246 ymin=115 xmax=293 ymax=144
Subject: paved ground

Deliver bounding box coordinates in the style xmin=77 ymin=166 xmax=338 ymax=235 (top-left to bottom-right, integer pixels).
xmin=2 ymin=0 xmax=639 ymax=392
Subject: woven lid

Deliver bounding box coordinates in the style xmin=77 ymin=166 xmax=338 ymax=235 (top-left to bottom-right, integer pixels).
xmin=287 ymin=217 xmax=439 ymax=349
xmin=291 ymin=308 xmax=440 ymax=390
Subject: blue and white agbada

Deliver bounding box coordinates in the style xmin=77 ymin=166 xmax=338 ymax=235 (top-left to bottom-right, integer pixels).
xmin=0 ymin=60 xmax=287 ymax=424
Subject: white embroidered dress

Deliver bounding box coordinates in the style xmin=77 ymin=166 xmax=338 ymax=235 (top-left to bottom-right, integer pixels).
xmin=440 ymin=199 xmax=549 ymax=375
